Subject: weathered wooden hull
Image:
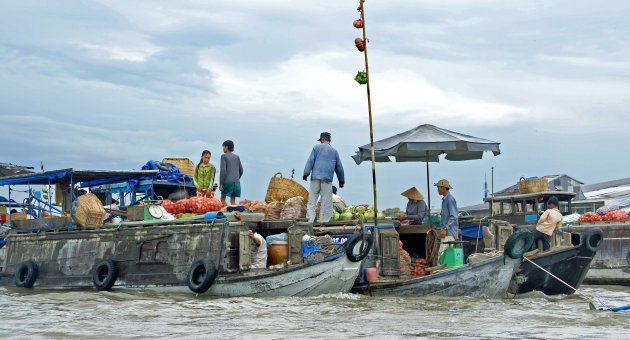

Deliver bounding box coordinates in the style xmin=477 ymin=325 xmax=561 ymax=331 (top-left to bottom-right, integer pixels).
xmin=565 ymin=223 xmax=630 ymax=285
xmin=0 ymin=221 xmax=362 ymax=297
xmin=0 ymin=221 xmax=226 ymax=289
xmin=353 ymin=255 xmax=519 ymax=299
xmin=509 ymin=241 xmax=597 ymax=295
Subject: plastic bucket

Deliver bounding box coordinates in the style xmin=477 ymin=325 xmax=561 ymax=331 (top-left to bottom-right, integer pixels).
xmin=365 ymin=267 xmax=378 ymax=282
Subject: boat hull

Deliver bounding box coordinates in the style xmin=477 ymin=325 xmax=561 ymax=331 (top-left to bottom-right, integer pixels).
xmin=509 ymin=241 xmax=597 ymax=295
xmin=353 ymin=255 xmax=518 ymax=299
xmin=153 ymin=254 xmax=361 ymax=297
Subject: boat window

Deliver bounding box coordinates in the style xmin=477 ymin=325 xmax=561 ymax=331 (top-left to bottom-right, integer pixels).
xmin=514 ymin=201 xmax=524 ymax=213
xmin=558 ymin=201 xmax=569 ymax=214
xmin=501 ymin=202 xmax=513 ymax=215
xmin=525 ymin=200 xmax=535 ymax=212
xmin=491 ymin=202 xmax=501 ymax=215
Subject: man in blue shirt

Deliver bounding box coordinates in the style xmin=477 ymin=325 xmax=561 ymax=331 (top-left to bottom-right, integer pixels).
xmin=435 ymin=179 xmax=459 ymax=239
xmin=303 ymin=132 xmax=345 ymax=222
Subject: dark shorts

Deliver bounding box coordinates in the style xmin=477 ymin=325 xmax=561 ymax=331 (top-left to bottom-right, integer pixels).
xmin=532 ymin=231 xmax=551 ymax=251
xmin=222 ymin=182 xmax=241 ymax=197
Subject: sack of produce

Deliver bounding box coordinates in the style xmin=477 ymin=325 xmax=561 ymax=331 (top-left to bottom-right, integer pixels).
xmin=577 ymin=212 xmax=602 ymax=223
xmin=265 ymin=201 xmax=284 ymax=220
xmin=248 ymin=201 xmax=268 ymax=213
xmin=562 ymin=213 xmax=581 ymax=225
xmin=602 ymin=210 xmax=628 ymax=222
xmin=280 ymin=197 xmax=307 ymax=219
xmin=596 ymin=205 xmax=620 ymax=215
xmin=238 ymin=199 xmax=252 ymax=211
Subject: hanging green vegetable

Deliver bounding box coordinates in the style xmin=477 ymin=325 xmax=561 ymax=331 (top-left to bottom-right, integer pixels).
xmin=354 ymin=71 xmax=368 ymax=85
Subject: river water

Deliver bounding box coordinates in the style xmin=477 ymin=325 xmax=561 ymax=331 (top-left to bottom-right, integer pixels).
xmin=1 ymin=285 xmax=629 ymax=339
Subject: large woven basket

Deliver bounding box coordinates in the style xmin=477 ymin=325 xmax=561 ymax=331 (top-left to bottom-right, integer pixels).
xmin=162 ymin=157 xmax=195 ymax=179
xmin=518 ymin=177 xmax=548 ymax=194
xmin=72 ymin=193 xmax=106 ymax=227
xmin=265 ymin=172 xmax=309 ymax=203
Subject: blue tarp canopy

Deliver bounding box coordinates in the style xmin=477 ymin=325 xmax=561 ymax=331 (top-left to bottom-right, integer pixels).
xmin=460 ymin=225 xmax=484 ymax=239
xmin=0 ymin=168 xmax=159 ymax=187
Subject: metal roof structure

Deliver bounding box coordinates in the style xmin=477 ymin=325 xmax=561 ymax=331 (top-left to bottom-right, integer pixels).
xmin=0 ymin=168 xmax=158 ymax=186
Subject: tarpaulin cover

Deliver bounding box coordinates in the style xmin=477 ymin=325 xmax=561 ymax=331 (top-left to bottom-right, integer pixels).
xmin=141 ymin=161 xmax=191 ymax=183
xmin=460 ymin=225 xmax=484 ymax=239
xmin=0 ymin=169 xmax=159 ymax=187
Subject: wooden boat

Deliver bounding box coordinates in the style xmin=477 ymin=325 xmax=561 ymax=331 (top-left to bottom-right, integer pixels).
xmin=353 ymin=253 xmax=519 ymax=298
xmin=315 ymin=221 xmax=524 ymax=299
xmin=508 ymin=228 xmax=603 ymax=295
xmin=484 ymin=192 xmax=603 ymax=295
xmin=0 ymin=169 xmax=367 ymax=297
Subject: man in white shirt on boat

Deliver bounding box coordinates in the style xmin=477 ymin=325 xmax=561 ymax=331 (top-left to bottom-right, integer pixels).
xmin=533 ymin=196 xmax=563 ymax=251
xmin=248 ymin=226 xmax=268 ymax=269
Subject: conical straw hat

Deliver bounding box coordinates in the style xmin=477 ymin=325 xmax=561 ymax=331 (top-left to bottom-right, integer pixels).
xmin=401 ymin=187 xmax=424 ymax=201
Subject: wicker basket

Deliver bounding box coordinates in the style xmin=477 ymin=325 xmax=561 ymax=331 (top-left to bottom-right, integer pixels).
xmin=72 ymin=193 xmax=106 ymax=227
xmin=518 ymin=177 xmax=548 ymax=194
xmin=162 ymin=157 xmax=195 ymax=179
xmin=265 ymin=172 xmax=309 ymax=203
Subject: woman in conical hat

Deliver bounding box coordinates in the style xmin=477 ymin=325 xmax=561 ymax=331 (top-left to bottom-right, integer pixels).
xmin=400 ymin=187 xmax=428 ymax=225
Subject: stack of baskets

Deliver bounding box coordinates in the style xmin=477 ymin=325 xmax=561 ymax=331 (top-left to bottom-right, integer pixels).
xmin=72 ymin=193 xmax=106 ymax=227
xmin=162 ymin=157 xmax=195 ymax=179
xmin=265 ymin=172 xmax=309 ymax=203
xmin=518 ymin=177 xmax=549 ymax=194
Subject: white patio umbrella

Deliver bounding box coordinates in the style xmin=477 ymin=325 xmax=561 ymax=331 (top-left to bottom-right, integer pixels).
xmin=352 ymin=124 xmax=501 ymax=214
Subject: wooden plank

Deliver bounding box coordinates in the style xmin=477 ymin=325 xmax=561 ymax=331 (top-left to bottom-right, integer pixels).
xmin=397 ymin=224 xmax=432 ymax=234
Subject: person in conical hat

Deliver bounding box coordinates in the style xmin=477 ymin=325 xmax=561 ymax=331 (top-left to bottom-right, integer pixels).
xmin=400 ymin=186 xmax=428 ymax=225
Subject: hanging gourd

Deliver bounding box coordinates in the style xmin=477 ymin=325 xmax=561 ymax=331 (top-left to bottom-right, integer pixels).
xmin=354 ymin=71 xmax=368 ymax=85
xmin=355 ymin=38 xmax=365 ymax=52
xmin=353 ymin=19 xmax=363 ymax=28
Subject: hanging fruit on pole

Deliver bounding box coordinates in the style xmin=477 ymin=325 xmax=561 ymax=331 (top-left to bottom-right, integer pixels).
xmin=355 ymin=38 xmax=366 ymax=52
xmin=353 ymin=19 xmax=363 ymax=28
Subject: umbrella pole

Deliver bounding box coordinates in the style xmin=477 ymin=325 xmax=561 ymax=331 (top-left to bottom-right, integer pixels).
xmin=425 ymin=158 xmax=431 ymax=227
xmin=359 ymin=0 xmax=378 ymax=224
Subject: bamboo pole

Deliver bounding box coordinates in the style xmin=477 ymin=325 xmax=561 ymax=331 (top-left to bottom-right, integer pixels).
xmin=358 ymin=0 xmax=378 ymax=226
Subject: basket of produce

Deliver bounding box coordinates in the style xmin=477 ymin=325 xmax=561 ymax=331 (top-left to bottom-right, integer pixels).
xmin=72 ymin=193 xmax=106 ymax=227
xmin=518 ymin=177 xmax=548 ymax=194
xmin=265 ymin=172 xmax=309 ymax=204
xmin=161 ymin=157 xmax=195 ymax=179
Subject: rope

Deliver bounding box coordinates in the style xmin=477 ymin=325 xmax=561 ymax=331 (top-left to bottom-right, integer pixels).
xmin=523 ymin=256 xmax=610 ymax=309
xmin=309 ymin=235 xmax=337 ymax=255
xmin=425 ymin=228 xmax=438 ymax=266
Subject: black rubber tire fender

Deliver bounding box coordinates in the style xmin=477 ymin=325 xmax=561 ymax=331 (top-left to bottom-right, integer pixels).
xmin=583 ymin=228 xmax=604 ymax=253
xmin=187 ymin=260 xmax=217 ymax=294
xmin=14 ymin=260 xmax=38 ymax=288
xmin=504 ymin=231 xmax=534 ymax=259
xmin=92 ymin=260 xmax=118 ymax=291
xmin=345 ymin=232 xmax=373 ymax=262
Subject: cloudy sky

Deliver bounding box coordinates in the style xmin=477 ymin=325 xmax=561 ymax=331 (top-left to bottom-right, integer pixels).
xmin=1 ymin=0 xmax=629 ymax=209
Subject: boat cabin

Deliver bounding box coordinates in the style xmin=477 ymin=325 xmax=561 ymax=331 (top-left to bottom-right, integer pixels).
xmin=484 ymin=191 xmax=575 ymax=226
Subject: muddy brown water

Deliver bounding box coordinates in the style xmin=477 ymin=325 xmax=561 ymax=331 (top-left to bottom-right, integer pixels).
xmin=0 ymin=285 xmax=629 ymax=339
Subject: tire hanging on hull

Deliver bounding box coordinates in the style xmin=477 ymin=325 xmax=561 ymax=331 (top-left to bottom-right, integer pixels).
xmin=14 ymin=261 xmax=38 ymax=288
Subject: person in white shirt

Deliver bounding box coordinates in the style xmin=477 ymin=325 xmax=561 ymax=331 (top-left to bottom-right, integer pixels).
xmin=533 ymin=196 xmax=563 ymax=251
xmin=248 ymin=226 xmax=267 ymax=269
xmin=332 ymin=186 xmax=347 ymax=213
